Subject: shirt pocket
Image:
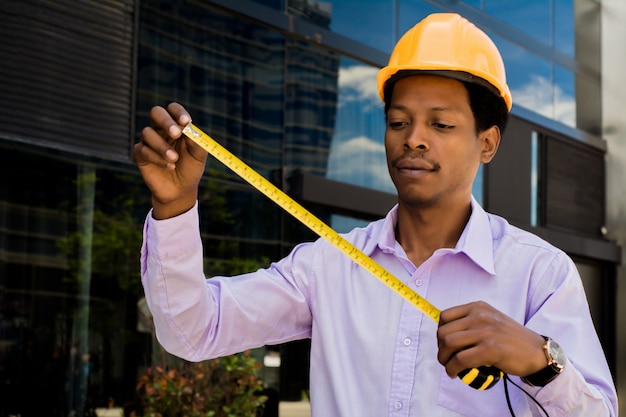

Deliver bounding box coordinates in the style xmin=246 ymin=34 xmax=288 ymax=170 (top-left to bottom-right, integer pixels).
xmin=436 ymin=367 xmax=511 ymax=417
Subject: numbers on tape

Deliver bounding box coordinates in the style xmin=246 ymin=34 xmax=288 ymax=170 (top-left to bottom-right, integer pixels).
xmin=182 ymin=122 xmax=501 ymax=390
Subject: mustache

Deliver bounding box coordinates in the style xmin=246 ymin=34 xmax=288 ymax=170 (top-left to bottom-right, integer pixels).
xmin=391 ymin=152 xmax=441 ymax=171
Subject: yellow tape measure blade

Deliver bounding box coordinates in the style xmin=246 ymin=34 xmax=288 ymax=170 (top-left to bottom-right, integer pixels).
xmin=181 ymin=122 xmax=500 ymax=390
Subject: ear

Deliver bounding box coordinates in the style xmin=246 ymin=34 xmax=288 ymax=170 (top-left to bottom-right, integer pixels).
xmin=479 ymin=125 xmax=501 ymax=164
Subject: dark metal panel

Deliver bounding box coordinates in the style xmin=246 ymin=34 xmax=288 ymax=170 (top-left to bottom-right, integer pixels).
xmin=485 ymin=115 xmax=534 ymax=225
xmin=288 ymin=170 xmax=396 ymax=220
xmin=545 ymin=137 xmax=605 ymax=236
xmin=0 ymin=0 xmax=136 ymax=162
xmin=484 ymin=113 xmax=618 ymax=261
xmin=512 ymin=106 xmax=606 ymax=151
xmin=526 ymin=226 xmax=620 ymax=263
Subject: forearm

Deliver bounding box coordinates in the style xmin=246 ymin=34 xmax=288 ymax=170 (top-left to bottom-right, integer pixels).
xmin=140 ymin=203 xmax=217 ymax=361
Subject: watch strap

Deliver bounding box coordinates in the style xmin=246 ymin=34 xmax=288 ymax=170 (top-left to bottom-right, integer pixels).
xmin=520 ymin=336 xmax=564 ymax=387
xmin=521 ymin=364 xmax=560 ymax=387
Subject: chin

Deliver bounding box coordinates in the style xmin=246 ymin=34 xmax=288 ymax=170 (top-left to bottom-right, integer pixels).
xmin=398 ymin=194 xmax=440 ymax=209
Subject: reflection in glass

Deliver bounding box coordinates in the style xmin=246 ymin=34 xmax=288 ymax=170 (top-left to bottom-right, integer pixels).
xmin=398 ymin=0 xmax=444 ymax=39
xmin=284 ymin=38 xmax=340 ymax=177
xmin=288 ymin=0 xmax=332 ymax=27
xmin=554 ymin=65 xmax=576 ymax=128
xmin=490 ymin=33 xmax=554 ymax=120
xmin=485 ymin=0 xmax=551 ymax=46
xmin=251 ymin=0 xmax=285 ymax=10
xmin=473 ymin=165 xmax=484 ymax=206
xmin=531 ymin=131 xmax=540 ymax=227
xmin=554 ymin=0 xmax=574 ymax=56
xmin=461 ymin=0 xmax=483 ymax=9
xmin=327 ymin=57 xmax=393 ymax=193
xmin=331 ymin=213 xmax=370 ymax=233
xmin=325 ymin=0 xmax=397 ymax=52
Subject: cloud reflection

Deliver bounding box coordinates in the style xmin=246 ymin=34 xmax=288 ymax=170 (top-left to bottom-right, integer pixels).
xmin=337 ymin=65 xmax=380 ymax=110
xmin=327 ymin=135 xmax=395 ymax=193
xmin=511 ymin=74 xmax=576 ymax=128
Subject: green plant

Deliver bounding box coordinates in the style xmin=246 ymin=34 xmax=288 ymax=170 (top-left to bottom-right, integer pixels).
xmin=136 ymin=351 xmax=267 ymax=417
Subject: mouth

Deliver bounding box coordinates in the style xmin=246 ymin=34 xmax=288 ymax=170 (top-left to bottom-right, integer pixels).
xmin=393 ymin=156 xmax=439 ymax=175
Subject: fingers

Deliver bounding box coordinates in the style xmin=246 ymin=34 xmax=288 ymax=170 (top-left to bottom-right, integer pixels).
xmin=166 ymin=102 xmax=191 ymax=127
xmin=437 ymin=301 xmax=546 ymax=378
xmin=133 ymin=127 xmax=177 ymax=170
xmin=150 ymin=103 xmax=191 ymax=137
xmin=437 ymin=303 xmax=494 ymax=377
xmin=134 ymin=103 xmax=191 ymax=169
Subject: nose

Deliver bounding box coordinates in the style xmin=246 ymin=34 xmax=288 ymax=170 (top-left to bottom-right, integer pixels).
xmin=404 ymin=124 xmax=430 ymax=151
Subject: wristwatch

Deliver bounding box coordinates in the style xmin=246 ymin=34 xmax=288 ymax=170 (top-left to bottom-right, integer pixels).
xmin=521 ymin=336 xmax=565 ymax=387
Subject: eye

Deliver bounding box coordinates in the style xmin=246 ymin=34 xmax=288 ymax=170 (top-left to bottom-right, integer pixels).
xmin=388 ymin=121 xmax=409 ymax=129
xmin=432 ymin=122 xmax=454 ymax=130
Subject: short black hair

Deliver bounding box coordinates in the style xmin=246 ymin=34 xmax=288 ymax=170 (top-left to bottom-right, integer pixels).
xmin=462 ymin=80 xmax=509 ymax=136
xmin=383 ymin=71 xmax=509 ymax=136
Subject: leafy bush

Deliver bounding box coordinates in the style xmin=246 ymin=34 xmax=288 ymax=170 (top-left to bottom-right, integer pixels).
xmin=136 ymin=351 xmax=266 ymax=417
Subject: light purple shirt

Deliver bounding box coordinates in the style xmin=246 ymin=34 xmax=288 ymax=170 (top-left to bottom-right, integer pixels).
xmin=141 ymin=198 xmax=617 ymax=417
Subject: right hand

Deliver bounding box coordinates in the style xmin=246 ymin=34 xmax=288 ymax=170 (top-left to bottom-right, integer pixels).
xmin=133 ymin=102 xmax=208 ymax=219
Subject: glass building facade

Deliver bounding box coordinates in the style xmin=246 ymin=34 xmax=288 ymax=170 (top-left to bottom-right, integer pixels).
xmin=0 ymin=0 xmax=621 ymax=416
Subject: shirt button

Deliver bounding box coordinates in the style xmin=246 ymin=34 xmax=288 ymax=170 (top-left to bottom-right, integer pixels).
xmin=395 ymin=401 xmax=403 ymax=409
xmin=403 ymin=338 xmax=411 ymax=346
xmin=415 ymin=279 xmax=423 ymax=286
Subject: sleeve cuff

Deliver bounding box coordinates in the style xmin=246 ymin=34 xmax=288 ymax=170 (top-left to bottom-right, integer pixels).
xmin=144 ymin=201 xmax=201 ymax=260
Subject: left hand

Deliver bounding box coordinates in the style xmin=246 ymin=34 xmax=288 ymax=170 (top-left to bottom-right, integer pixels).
xmin=437 ymin=301 xmax=547 ymax=378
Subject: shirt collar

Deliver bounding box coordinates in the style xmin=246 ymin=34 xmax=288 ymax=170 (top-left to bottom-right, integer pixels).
xmin=369 ymin=196 xmax=496 ymax=275
xmin=458 ymin=196 xmax=496 ymax=275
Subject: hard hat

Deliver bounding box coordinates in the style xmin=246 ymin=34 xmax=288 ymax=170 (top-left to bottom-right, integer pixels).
xmin=377 ymin=13 xmax=512 ymax=111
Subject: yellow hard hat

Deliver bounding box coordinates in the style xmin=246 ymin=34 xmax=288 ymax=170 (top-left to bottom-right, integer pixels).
xmin=377 ymin=13 xmax=512 ymax=111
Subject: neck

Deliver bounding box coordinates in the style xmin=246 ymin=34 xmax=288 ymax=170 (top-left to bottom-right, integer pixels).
xmin=395 ymin=198 xmax=472 ymax=267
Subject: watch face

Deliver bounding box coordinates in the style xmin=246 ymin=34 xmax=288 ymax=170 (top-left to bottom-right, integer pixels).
xmin=547 ymin=339 xmax=566 ymax=369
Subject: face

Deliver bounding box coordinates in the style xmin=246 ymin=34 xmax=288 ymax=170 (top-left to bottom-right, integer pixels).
xmin=384 ymin=75 xmax=499 ymax=208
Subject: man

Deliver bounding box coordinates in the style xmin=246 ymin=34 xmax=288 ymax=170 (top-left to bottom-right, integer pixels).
xmin=133 ymin=13 xmax=617 ymax=416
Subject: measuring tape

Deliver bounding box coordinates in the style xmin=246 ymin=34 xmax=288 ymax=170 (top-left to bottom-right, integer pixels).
xmin=182 ymin=122 xmax=502 ymax=390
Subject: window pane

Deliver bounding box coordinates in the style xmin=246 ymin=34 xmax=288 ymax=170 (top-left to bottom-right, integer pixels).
xmin=284 ymin=38 xmax=340 ymax=177
xmin=485 ymin=0 xmax=551 ymax=46
xmin=251 ymin=0 xmax=285 ymax=10
xmin=461 ymin=0 xmax=483 ymax=9
xmin=326 ymin=57 xmax=394 ymax=193
xmin=472 ymin=165 xmax=484 ymax=206
xmin=286 ymin=0 xmax=398 ymax=52
xmin=331 ymin=213 xmax=370 ymax=233
xmin=554 ymin=65 xmax=576 ymax=128
xmin=323 ymin=0 xmax=396 ymax=51
xmin=491 ymin=33 xmax=554 ymax=120
xmin=554 ymin=0 xmax=574 ymax=56
xmin=530 ymin=131 xmax=540 ymax=227
xmin=398 ymin=0 xmax=444 ymax=37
